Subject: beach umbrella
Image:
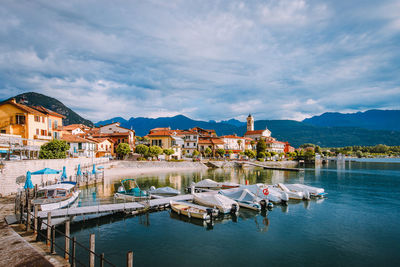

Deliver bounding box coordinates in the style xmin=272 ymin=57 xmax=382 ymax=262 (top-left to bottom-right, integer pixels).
xmin=60 ymin=166 xmax=67 ymax=181
xmin=92 ymin=164 xmax=96 ymax=174
xmin=31 ymin=167 xmax=61 ymax=185
xmin=77 ymin=164 xmax=82 ymax=176
xmin=24 ymin=171 xmax=34 ymax=189
xmin=31 ymin=168 xmax=61 ymax=175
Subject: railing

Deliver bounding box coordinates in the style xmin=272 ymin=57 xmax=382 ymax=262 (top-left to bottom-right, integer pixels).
xmin=16 ymin=191 xmax=134 ymax=267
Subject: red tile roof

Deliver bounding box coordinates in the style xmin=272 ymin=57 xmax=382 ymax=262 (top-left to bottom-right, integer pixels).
xmin=32 ymin=106 xmax=65 ymax=118
xmin=1 ymin=100 xmax=45 ymax=116
xmin=221 ymin=135 xmax=245 ymax=139
xmin=62 ymin=134 xmax=95 ymax=143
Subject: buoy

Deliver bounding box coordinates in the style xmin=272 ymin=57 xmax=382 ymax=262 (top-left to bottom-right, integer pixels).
xmin=267 ymin=202 xmax=274 ymax=209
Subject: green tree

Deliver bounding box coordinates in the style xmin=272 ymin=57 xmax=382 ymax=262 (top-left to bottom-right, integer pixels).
xmin=315 ymin=146 xmax=321 ymax=154
xmin=204 ymin=147 xmax=212 ymax=157
xmin=135 ymin=144 xmax=149 ymax=156
xmin=265 ymin=152 xmax=271 ymax=159
xmin=116 ymin=143 xmax=131 ymax=159
xmin=244 ymin=149 xmax=256 ymax=159
xmin=258 ymin=152 xmax=266 ymax=159
xmin=39 ymin=140 xmax=70 ymax=159
xmin=149 ymin=145 xmax=163 ymax=159
xmin=163 ymin=148 xmax=175 ymax=159
xmin=256 ymin=139 xmax=266 ymax=157
xmin=216 ymin=148 xmax=225 ymax=158
xmin=192 ymin=150 xmax=200 ymax=157
xmin=237 ymin=140 xmax=242 ymax=150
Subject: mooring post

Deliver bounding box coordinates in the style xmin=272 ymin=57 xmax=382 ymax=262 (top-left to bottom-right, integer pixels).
xmin=51 ymin=225 xmax=56 ymax=254
xmin=26 ymin=199 xmax=31 ymax=232
xmin=65 ymin=220 xmax=70 ymax=260
xmin=71 ymin=237 xmax=76 ymax=267
xmin=36 ymin=217 xmax=42 ymax=241
xmin=127 ymin=251 xmax=133 ymax=267
xmin=34 ymin=205 xmax=38 ymax=234
xmin=34 ymin=184 xmax=38 ymax=198
xmin=89 ymin=233 xmax=95 ymax=267
xmin=19 ymin=196 xmax=24 ymax=224
xmin=100 ymin=253 xmax=105 ymax=267
xmin=47 ymin=212 xmax=51 ymax=246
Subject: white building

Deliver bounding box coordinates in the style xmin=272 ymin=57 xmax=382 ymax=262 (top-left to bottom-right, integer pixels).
xmin=62 ymin=134 xmax=96 ymax=158
xmin=180 ymin=130 xmax=199 ymax=156
xmin=243 ymin=114 xmax=271 ymax=141
xmin=221 ymin=135 xmax=246 ymax=152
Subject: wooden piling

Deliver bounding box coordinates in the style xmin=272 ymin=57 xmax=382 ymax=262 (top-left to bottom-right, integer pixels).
xmin=100 ymin=253 xmax=105 ymax=267
xmin=65 ymin=220 xmax=70 ymax=260
xmin=127 ymin=251 xmax=133 ymax=267
xmin=26 ymin=199 xmax=31 ymax=231
xmin=34 ymin=205 xmax=38 ymax=234
xmin=51 ymin=225 xmax=56 ymax=254
xmin=89 ymin=234 xmax=95 ymax=267
xmin=71 ymin=237 xmax=76 ymax=267
xmin=47 ymin=212 xmax=51 ymax=246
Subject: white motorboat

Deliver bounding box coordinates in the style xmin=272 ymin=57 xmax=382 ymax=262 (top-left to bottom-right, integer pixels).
xmin=219 ymin=188 xmax=262 ymax=211
xmin=170 ymin=200 xmax=218 ymax=220
xmin=193 ymin=179 xmax=240 ymax=190
xmin=275 ymin=183 xmax=307 ymax=200
xmin=32 ymin=182 xmax=80 ymax=211
xmin=193 ymin=179 xmax=220 ymax=189
xmin=240 ymin=184 xmax=289 ymax=204
xmin=193 ymin=193 xmax=239 ymax=214
xmin=285 ymin=184 xmax=326 ymax=198
xmin=149 ymin=186 xmax=180 ymax=196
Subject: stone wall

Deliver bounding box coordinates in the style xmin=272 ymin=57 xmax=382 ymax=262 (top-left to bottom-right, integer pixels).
xmin=0 ymin=158 xmax=109 ymax=196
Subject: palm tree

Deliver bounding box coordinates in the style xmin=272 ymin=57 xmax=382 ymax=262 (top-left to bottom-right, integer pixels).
xmin=237 ymin=139 xmax=242 ymax=150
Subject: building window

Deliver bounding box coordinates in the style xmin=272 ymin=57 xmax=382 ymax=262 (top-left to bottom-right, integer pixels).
xmin=36 ymin=129 xmax=39 ymax=135
xmin=34 ymin=116 xmax=40 ymax=122
xmin=42 ymin=117 xmax=45 ymax=123
xmin=54 ymin=120 xmax=58 ymax=129
xmin=54 ymin=132 xmax=58 ymax=139
xmin=48 ymin=119 xmax=52 ymax=129
xmin=41 ymin=130 xmax=47 ymax=136
xmin=1 ymin=130 xmax=6 ymax=134
xmin=16 ymin=115 xmax=25 ymax=125
xmin=78 ymin=143 xmax=82 ymax=150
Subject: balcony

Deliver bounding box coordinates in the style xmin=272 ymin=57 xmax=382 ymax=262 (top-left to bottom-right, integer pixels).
xmin=34 ymin=134 xmax=52 ymax=140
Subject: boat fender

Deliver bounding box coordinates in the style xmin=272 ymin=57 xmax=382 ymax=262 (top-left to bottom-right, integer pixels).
xmin=231 ymin=204 xmax=238 ymax=214
xmin=267 ymin=202 xmax=274 ymax=209
xmin=150 ymin=186 xmax=156 ymax=191
xmin=260 ymin=199 xmax=267 ymax=210
xmin=188 ymin=212 xmax=191 ymax=218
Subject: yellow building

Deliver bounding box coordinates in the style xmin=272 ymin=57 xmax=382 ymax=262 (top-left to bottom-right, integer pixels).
xmin=146 ymin=129 xmax=184 ymax=159
xmin=0 ymin=98 xmax=64 ymax=148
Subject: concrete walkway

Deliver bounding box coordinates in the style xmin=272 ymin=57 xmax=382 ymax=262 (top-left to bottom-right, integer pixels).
xmin=0 ymin=197 xmax=68 ymax=267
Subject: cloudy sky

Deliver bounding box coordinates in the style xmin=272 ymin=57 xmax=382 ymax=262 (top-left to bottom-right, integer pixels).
xmin=1 ymin=0 xmax=399 ymax=122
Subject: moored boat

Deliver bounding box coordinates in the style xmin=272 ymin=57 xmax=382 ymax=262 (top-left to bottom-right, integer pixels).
xmin=284 ymin=184 xmax=326 ymax=198
xmin=149 ymin=186 xmax=180 ymax=196
xmin=240 ymin=184 xmax=289 ymax=204
xmin=193 ymin=192 xmax=239 ymax=214
xmin=219 ymin=188 xmax=262 ymax=211
xmin=32 ymin=182 xmax=80 ymax=211
xmin=170 ymin=200 xmax=217 ymax=220
xmin=114 ymin=178 xmax=149 ymax=201
xmin=275 ymin=183 xmax=307 ymax=200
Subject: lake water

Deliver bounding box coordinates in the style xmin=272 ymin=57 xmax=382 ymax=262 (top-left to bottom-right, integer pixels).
xmin=55 ymin=160 xmax=400 ymax=266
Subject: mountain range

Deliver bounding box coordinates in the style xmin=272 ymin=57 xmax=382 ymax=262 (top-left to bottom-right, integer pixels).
xmin=96 ymin=114 xmax=400 ymax=147
xmin=3 ymin=92 xmax=400 ymax=147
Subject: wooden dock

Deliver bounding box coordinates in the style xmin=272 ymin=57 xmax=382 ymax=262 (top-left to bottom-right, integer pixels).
xmin=235 ymin=161 xmax=303 ymax=172
xmin=37 ymin=194 xmax=194 ymax=219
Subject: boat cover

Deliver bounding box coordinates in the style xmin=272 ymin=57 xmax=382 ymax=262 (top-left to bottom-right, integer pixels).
xmin=149 ymin=186 xmax=180 ymax=195
xmin=194 ymin=179 xmax=220 ymax=188
xmin=219 ymin=188 xmax=257 ymax=202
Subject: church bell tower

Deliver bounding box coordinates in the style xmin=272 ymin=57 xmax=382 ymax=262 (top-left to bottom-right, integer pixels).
xmin=247 ymin=114 xmax=254 ymax=131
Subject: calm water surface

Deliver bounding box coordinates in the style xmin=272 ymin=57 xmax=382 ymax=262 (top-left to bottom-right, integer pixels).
xmin=56 ymin=161 xmax=400 ymax=266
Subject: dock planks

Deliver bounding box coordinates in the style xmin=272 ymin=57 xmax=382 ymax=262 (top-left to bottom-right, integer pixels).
xmin=38 ymin=194 xmax=194 ymax=219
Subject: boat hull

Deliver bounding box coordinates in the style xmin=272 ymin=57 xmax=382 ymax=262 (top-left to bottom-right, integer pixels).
xmin=170 ymin=201 xmax=211 ymax=220
xmin=40 ymin=191 xmax=80 ymax=211
xmin=114 ymin=192 xmax=150 ymax=201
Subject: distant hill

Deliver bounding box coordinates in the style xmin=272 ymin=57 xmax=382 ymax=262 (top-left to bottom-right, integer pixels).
xmin=303 ymin=110 xmax=400 ymax=131
xmin=97 ymin=115 xmax=400 ymax=147
xmin=3 ymin=92 xmax=94 ymax=126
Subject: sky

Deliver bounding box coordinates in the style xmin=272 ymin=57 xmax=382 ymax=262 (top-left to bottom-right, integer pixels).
xmin=0 ymin=0 xmax=399 ymax=122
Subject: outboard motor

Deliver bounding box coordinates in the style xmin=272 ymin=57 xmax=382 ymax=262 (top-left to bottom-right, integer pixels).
xmin=206 ymin=208 xmax=214 ymax=221
xmin=303 ymin=190 xmax=310 ymax=200
xmin=231 ymin=203 xmax=238 ymax=214
xmin=149 ymin=186 xmax=156 ymax=191
xmin=260 ymin=199 xmax=267 ymax=210
xmin=117 ymin=186 xmax=124 ymax=193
